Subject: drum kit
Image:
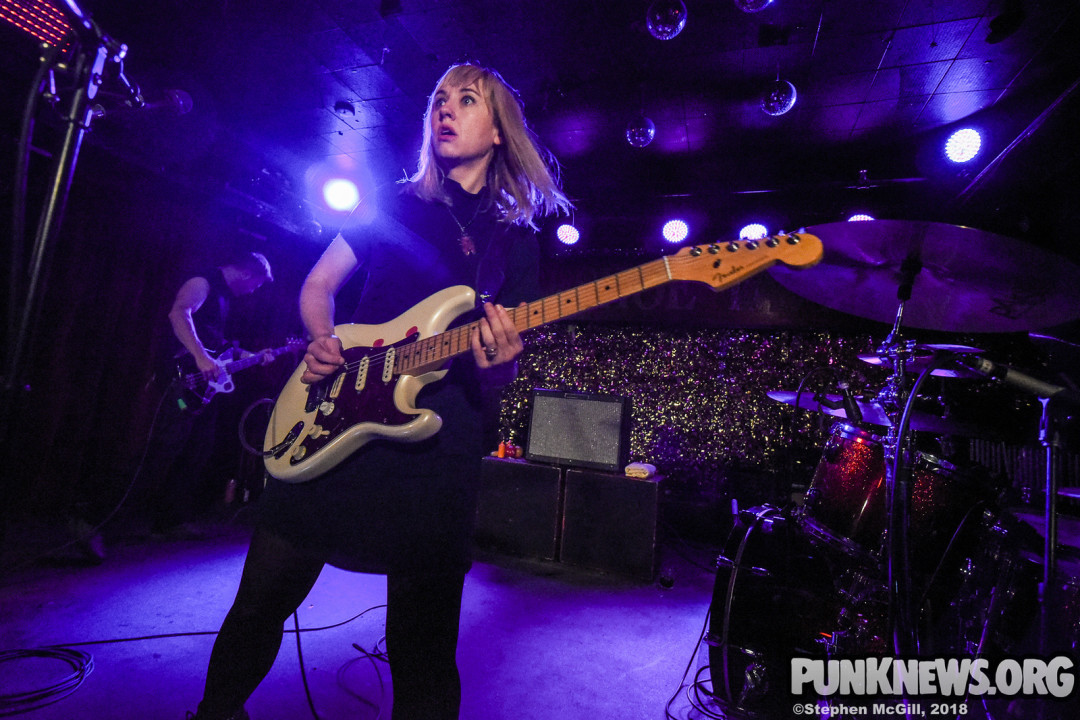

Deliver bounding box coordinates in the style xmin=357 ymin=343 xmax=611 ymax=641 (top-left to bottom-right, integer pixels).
xmin=704 ymin=221 xmax=1080 ymax=719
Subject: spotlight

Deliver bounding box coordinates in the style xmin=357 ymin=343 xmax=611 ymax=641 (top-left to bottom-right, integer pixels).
xmin=662 ymin=219 xmax=689 ymax=243
xmin=847 ymin=213 xmax=875 ymax=222
xmin=738 ymin=223 xmax=768 ymax=240
xmin=646 ymin=0 xmax=687 ymax=41
xmin=626 ymin=114 xmax=656 ymax=148
xmin=556 ymin=223 xmax=580 ymax=246
xmin=322 ymin=178 xmax=360 ymax=212
xmin=944 ymin=128 xmax=982 ymax=163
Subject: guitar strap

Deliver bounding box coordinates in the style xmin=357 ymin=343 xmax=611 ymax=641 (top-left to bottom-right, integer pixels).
xmin=474 ymin=222 xmax=513 ymax=306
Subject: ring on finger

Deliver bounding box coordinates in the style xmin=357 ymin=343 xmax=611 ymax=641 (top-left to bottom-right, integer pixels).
xmin=484 ymin=346 xmax=498 ymax=360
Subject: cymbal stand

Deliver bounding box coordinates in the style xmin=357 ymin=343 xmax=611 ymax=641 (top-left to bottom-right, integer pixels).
xmin=1037 ymin=396 xmax=1066 ymax=658
xmin=873 ymin=255 xmax=924 ymax=657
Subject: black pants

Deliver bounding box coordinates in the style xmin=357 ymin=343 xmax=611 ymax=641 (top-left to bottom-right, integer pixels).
xmin=140 ymin=387 xmax=219 ymax=531
xmin=197 ymin=527 xmax=466 ymax=720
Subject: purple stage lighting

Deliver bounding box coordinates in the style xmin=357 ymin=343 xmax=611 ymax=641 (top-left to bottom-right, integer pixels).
xmin=322 ymin=178 xmax=360 ymax=212
xmin=556 ymin=224 xmax=580 ymax=245
xmin=738 ymin=223 xmax=767 ymax=240
xmin=662 ymin=219 xmax=689 ymax=243
xmin=945 ymin=128 xmax=981 ymax=163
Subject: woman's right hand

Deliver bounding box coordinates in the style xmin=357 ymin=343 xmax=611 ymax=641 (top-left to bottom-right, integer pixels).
xmin=301 ymin=334 xmax=345 ymax=384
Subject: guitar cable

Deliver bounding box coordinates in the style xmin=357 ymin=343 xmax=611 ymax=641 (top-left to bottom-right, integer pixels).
xmin=0 ymin=601 xmax=388 ymax=719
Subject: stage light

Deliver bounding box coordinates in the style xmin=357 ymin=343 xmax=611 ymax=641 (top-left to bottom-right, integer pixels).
xmin=322 ymin=178 xmax=360 ymax=212
xmin=662 ymin=219 xmax=689 ymax=243
xmin=0 ymin=0 xmax=71 ymax=48
xmin=944 ymin=128 xmax=981 ymax=163
xmin=556 ymin=223 xmax=580 ymax=246
xmin=847 ymin=214 xmax=875 ymax=222
xmin=738 ymin=223 xmax=768 ymax=240
xmin=646 ymin=0 xmax=687 ymax=41
xmin=626 ymin=114 xmax=656 ymax=148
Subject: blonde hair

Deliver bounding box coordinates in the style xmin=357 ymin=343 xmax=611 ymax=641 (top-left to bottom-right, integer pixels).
xmin=407 ymin=63 xmax=572 ymax=227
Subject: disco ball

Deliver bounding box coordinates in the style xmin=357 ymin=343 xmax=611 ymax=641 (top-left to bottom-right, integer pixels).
xmin=646 ymin=0 xmax=687 ymax=41
xmin=761 ymin=79 xmax=797 ymax=116
xmin=626 ymin=114 xmax=656 ymax=148
xmin=735 ymin=0 xmax=774 ymax=12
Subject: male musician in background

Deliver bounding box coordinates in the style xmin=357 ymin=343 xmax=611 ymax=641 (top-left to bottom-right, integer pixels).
xmin=140 ymin=250 xmax=275 ymax=538
xmin=190 ymin=63 xmax=571 ymax=720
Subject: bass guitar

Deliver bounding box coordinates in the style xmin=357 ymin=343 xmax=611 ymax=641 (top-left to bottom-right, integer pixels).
xmin=263 ymin=233 xmax=822 ymax=482
xmin=171 ymin=338 xmax=305 ymax=412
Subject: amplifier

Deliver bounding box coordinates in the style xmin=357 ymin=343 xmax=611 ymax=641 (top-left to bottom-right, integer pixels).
xmin=525 ymin=389 xmax=630 ymax=472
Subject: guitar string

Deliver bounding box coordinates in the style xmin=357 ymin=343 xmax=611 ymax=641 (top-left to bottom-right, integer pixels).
xmin=324 ymin=241 xmax=807 ymax=375
xmin=328 ymin=253 xmax=701 ymax=373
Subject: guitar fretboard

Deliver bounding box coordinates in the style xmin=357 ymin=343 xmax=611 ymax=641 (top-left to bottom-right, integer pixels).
xmin=394 ymin=257 xmax=671 ymax=373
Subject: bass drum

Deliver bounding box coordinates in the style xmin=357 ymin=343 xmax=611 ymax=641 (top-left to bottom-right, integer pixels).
xmin=707 ymin=505 xmax=837 ymax=718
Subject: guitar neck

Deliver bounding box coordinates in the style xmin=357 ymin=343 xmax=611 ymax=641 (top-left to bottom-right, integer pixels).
xmin=392 ymin=233 xmax=823 ymax=374
xmin=394 ymin=257 xmax=671 ymax=373
xmin=223 ymin=353 xmax=267 ymax=375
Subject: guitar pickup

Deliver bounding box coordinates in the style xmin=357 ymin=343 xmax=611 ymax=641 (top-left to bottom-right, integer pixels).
xmin=382 ymin=347 xmax=396 ymax=382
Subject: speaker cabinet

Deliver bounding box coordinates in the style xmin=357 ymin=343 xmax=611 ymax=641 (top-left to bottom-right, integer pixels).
xmin=525 ymin=389 xmax=630 ymax=472
xmin=474 ymin=457 xmax=563 ymax=561
xmin=560 ymin=468 xmax=661 ymax=581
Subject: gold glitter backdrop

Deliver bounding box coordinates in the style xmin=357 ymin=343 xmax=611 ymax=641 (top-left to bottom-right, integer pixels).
xmin=496 ymin=323 xmax=1051 ymax=507
xmin=497 ymin=324 xmax=880 ymax=502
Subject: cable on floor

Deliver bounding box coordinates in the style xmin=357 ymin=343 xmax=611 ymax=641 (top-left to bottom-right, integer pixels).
xmin=0 ymin=647 xmax=94 ymax=716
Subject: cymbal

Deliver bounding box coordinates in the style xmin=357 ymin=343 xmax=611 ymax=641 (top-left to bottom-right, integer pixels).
xmin=766 ymin=390 xmax=991 ymax=436
xmin=1012 ymin=510 xmax=1080 ymax=552
xmin=769 ymin=221 xmax=1080 ymax=332
xmin=1030 ymin=333 xmax=1080 ymax=374
xmin=857 ymin=343 xmax=984 ymax=378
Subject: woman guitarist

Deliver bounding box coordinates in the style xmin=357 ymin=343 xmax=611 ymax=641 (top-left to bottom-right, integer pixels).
xmin=191 ymin=64 xmax=571 ymax=720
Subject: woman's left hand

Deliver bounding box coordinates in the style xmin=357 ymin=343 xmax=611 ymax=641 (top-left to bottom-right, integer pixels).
xmin=471 ymin=302 xmax=523 ymax=385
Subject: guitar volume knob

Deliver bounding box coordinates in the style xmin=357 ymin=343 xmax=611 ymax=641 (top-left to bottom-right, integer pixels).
xmin=319 ymin=400 xmax=335 ymax=415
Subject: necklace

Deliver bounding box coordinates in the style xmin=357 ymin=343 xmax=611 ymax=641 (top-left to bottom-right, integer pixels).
xmin=446 ymin=202 xmax=482 ymax=256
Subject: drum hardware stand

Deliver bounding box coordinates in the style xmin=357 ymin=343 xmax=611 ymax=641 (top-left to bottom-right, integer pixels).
xmin=871 ymin=256 xmax=923 ymax=659
xmin=955 ymin=354 xmax=1080 ymax=661
xmin=1037 ymin=396 xmax=1067 ymax=658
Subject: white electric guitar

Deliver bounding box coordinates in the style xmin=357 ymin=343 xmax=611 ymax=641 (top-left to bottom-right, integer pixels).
xmin=171 ymin=338 xmax=306 ymax=411
xmin=263 ymin=233 xmax=823 ymax=482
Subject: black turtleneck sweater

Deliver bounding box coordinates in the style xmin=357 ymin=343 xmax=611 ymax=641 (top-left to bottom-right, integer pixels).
xmin=258 ymin=180 xmax=539 ymax=574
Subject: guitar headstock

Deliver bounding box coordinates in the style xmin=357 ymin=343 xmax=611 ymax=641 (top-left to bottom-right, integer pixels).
xmin=666 ymin=232 xmax=822 ymax=290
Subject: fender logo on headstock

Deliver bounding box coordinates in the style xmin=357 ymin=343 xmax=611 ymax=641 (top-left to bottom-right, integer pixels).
xmin=714 ymin=264 xmax=746 ymax=284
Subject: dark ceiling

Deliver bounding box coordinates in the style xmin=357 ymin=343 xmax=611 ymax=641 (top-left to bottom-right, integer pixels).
xmin=5 ymin=0 xmax=1080 ymax=258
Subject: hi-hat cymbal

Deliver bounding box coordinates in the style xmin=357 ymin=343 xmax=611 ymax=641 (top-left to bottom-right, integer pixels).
xmin=766 ymin=390 xmax=990 ymax=436
xmin=857 ymin=343 xmax=985 ymax=378
xmin=769 ymin=221 xmax=1080 ymax=333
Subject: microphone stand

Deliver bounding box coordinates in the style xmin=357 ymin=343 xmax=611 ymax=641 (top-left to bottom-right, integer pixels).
xmin=953 ymin=354 xmax=1080 ymax=660
xmin=3 ymin=5 xmax=132 ymax=494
